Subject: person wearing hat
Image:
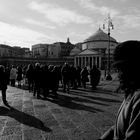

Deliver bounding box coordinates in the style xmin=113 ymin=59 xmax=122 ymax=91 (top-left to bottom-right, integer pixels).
xmin=99 ymin=40 xmax=140 ymax=140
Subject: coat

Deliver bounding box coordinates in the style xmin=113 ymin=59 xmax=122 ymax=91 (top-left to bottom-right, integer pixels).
xmin=10 ymin=68 xmax=17 ymax=80
xmin=100 ymin=90 xmax=140 ymax=140
xmin=0 ymin=71 xmax=9 ymax=90
xmin=81 ymin=68 xmax=89 ymax=82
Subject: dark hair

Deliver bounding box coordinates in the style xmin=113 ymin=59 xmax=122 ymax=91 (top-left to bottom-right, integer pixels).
xmin=0 ymin=65 xmax=5 ymax=72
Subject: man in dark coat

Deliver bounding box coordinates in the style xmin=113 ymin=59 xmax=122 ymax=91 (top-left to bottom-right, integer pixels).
xmin=33 ymin=63 xmax=41 ymax=98
xmin=0 ymin=65 xmax=9 ymax=105
xmin=80 ymin=67 xmax=89 ymax=88
xmin=51 ymin=66 xmax=60 ymax=98
xmin=99 ymin=40 xmax=140 ymax=140
xmin=90 ymin=65 xmax=101 ymax=89
xmin=61 ymin=63 xmax=70 ymax=92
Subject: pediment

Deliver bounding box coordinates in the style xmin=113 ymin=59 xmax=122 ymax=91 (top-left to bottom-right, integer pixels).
xmin=78 ymin=49 xmax=98 ymax=55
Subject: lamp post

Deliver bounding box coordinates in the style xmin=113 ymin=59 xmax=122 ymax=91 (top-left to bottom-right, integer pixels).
xmin=103 ymin=14 xmax=114 ymax=80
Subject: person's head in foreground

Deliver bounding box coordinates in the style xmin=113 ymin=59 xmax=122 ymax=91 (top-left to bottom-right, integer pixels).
xmin=99 ymin=40 xmax=140 ymax=140
xmin=114 ymin=40 xmax=140 ymax=96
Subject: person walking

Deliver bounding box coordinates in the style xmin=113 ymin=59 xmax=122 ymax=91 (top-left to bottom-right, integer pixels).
xmin=90 ymin=65 xmax=101 ymax=90
xmin=76 ymin=66 xmax=82 ymax=88
xmin=26 ymin=64 xmax=34 ymax=92
xmin=16 ymin=66 xmax=23 ymax=88
xmin=0 ymin=65 xmax=9 ymax=105
xmin=81 ymin=66 xmax=89 ymax=88
xmin=10 ymin=65 xmax=17 ymax=87
xmin=61 ymin=63 xmax=70 ymax=93
xmin=99 ymin=40 xmax=140 ymax=140
xmin=33 ymin=63 xmax=41 ymax=99
xmin=51 ymin=66 xmax=60 ymax=98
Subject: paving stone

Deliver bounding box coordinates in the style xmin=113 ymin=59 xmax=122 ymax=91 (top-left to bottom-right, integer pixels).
xmin=23 ymin=102 xmax=33 ymax=109
xmin=2 ymin=126 xmax=22 ymax=136
xmin=0 ymin=80 xmax=123 ymax=140
xmin=23 ymin=129 xmax=43 ymax=140
xmin=60 ymin=119 xmax=76 ymax=130
xmin=50 ymin=108 xmax=63 ymax=114
xmin=22 ymin=108 xmax=34 ymax=116
xmin=43 ymin=118 xmax=59 ymax=127
xmin=81 ymin=112 xmax=114 ymax=134
xmin=66 ymin=128 xmax=85 ymax=140
xmin=77 ymin=123 xmax=101 ymax=140
xmin=0 ymin=134 xmax=22 ymax=140
xmin=0 ymin=119 xmax=6 ymax=125
xmin=35 ymin=110 xmax=54 ymax=121
xmin=46 ymin=133 xmax=69 ymax=140
xmin=22 ymin=97 xmax=31 ymax=102
xmin=12 ymin=100 xmax=22 ymax=106
xmin=33 ymin=100 xmax=46 ymax=106
xmin=64 ymin=111 xmax=84 ymax=126
xmin=6 ymin=119 xmax=20 ymax=127
xmin=42 ymin=125 xmax=62 ymax=136
xmin=53 ymin=114 xmax=67 ymax=122
xmin=22 ymin=124 xmax=35 ymax=130
xmin=50 ymin=126 xmax=64 ymax=134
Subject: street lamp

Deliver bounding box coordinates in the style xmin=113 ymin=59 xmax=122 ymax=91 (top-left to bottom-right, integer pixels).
xmin=103 ymin=14 xmax=114 ymax=80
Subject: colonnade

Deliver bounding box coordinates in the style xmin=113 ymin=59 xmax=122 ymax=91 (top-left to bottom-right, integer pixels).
xmin=74 ymin=56 xmax=102 ymax=69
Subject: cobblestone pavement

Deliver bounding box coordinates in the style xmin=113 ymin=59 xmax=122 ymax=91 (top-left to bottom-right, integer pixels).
xmin=0 ymin=80 xmax=123 ymax=140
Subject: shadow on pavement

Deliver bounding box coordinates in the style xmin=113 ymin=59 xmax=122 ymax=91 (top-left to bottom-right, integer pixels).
xmin=70 ymin=90 xmax=122 ymax=103
xmin=62 ymin=94 xmax=109 ymax=106
xmin=0 ymin=105 xmax=52 ymax=132
xmin=46 ymin=94 xmax=104 ymax=113
xmin=76 ymin=87 xmax=117 ymax=96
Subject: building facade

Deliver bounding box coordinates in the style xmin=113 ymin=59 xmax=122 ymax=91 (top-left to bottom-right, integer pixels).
xmin=74 ymin=28 xmax=118 ymax=69
xmin=75 ymin=49 xmax=102 ymax=69
xmin=32 ymin=38 xmax=75 ymax=59
xmin=32 ymin=44 xmax=49 ymax=58
xmin=47 ymin=43 xmax=60 ymax=58
xmin=0 ymin=44 xmax=31 ymax=57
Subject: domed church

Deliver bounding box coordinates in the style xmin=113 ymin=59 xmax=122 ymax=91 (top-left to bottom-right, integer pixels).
xmin=74 ymin=28 xmax=118 ymax=69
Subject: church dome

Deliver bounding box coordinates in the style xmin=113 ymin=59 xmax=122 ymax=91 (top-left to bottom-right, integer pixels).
xmin=70 ymin=47 xmax=81 ymax=56
xmin=84 ymin=28 xmax=117 ymax=43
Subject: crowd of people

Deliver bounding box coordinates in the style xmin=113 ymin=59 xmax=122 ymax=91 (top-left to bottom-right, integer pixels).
xmin=1 ymin=40 xmax=140 ymax=140
xmin=0 ymin=62 xmax=101 ymax=104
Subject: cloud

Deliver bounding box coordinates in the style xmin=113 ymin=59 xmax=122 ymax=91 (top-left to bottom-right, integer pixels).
xmin=76 ymin=0 xmax=120 ymax=17
xmin=67 ymin=30 xmax=92 ymax=41
xmin=0 ymin=21 xmax=55 ymax=47
xmin=24 ymin=18 xmax=56 ymax=29
xmin=28 ymin=1 xmax=93 ymax=25
xmin=113 ymin=0 xmax=128 ymax=2
xmin=116 ymin=14 xmax=140 ymax=29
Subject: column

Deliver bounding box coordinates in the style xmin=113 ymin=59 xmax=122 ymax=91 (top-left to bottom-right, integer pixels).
xmin=92 ymin=57 xmax=95 ymax=66
xmin=90 ymin=56 xmax=92 ymax=68
xmin=74 ymin=56 xmax=77 ymax=67
xmin=97 ymin=57 xmax=99 ymax=68
xmin=91 ymin=56 xmax=93 ymax=68
xmin=86 ymin=56 xmax=88 ymax=67
xmin=99 ymin=56 xmax=102 ymax=69
xmin=77 ymin=56 xmax=79 ymax=67
xmin=88 ymin=56 xmax=90 ymax=68
xmin=94 ymin=57 xmax=96 ymax=66
xmin=83 ymin=57 xmax=85 ymax=68
xmin=79 ymin=57 xmax=81 ymax=68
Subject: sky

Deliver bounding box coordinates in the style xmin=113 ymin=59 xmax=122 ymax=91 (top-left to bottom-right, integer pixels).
xmin=0 ymin=0 xmax=140 ymax=49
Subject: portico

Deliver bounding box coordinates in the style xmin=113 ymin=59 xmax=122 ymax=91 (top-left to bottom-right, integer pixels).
xmin=74 ymin=49 xmax=102 ymax=69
